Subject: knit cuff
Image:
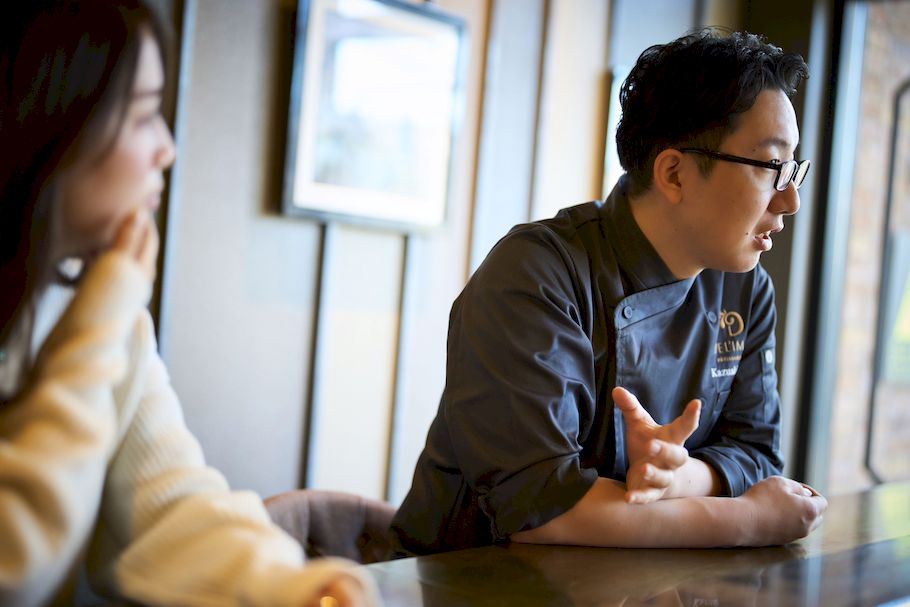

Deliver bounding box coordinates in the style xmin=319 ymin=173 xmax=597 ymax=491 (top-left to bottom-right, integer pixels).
xmin=244 ymin=558 xmax=383 ymax=607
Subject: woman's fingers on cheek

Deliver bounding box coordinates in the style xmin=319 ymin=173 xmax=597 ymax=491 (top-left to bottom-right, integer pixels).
xmin=149 ymin=220 xmax=160 ymax=259
xmin=127 ymin=212 xmax=154 ymax=276
xmin=141 ymin=222 xmax=159 ymax=278
xmin=133 ymin=212 xmax=153 ymax=260
xmin=114 ymin=210 xmax=140 ymax=252
xmin=141 ymin=216 xmax=158 ymax=254
xmin=109 ymin=210 xmax=159 ymax=281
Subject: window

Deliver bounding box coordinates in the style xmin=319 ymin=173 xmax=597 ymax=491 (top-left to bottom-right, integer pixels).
xmin=828 ymin=1 xmax=910 ymax=493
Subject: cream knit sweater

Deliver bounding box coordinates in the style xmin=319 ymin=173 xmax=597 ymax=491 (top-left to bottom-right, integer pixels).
xmin=0 ymin=251 xmax=379 ymax=606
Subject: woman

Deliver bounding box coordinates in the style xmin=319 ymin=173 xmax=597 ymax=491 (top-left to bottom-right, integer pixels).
xmin=0 ymin=2 xmax=379 ymax=605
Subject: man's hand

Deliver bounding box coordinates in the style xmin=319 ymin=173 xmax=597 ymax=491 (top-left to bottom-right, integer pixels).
xmin=613 ymin=387 xmax=701 ymax=504
xmin=738 ymin=476 xmax=827 ymax=546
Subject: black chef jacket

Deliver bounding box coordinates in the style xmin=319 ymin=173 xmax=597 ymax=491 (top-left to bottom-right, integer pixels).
xmin=391 ymin=178 xmax=784 ymax=555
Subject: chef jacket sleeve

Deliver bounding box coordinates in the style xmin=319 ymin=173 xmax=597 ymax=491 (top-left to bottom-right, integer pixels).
xmin=443 ymin=226 xmax=600 ymax=539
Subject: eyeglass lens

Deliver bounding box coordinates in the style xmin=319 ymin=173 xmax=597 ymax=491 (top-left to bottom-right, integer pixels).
xmin=775 ymin=160 xmax=811 ymax=191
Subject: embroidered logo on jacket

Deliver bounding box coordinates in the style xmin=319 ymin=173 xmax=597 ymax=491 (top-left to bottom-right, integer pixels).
xmin=719 ymin=310 xmax=744 ymax=337
xmin=712 ymin=309 xmax=746 ymax=377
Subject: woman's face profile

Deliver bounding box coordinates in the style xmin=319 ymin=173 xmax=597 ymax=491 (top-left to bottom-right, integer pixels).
xmin=57 ymin=30 xmax=175 ymax=260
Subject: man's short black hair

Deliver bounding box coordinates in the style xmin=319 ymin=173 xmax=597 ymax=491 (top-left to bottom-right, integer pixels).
xmin=616 ymin=28 xmax=809 ymax=197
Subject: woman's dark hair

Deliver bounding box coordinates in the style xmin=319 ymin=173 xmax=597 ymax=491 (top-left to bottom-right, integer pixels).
xmin=616 ymin=28 xmax=809 ymax=198
xmin=0 ymin=0 xmax=169 ymax=346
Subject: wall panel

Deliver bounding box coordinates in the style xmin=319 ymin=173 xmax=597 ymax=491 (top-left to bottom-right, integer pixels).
xmin=531 ymin=0 xmax=611 ymax=221
xmin=164 ymin=0 xmax=317 ymax=497
xmin=469 ymin=0 xmax=546 ymax=272
xmin=386 ymin=0 xmax=490 ymax=504
xmin=307 ymin=225 xmax=403 ymax=498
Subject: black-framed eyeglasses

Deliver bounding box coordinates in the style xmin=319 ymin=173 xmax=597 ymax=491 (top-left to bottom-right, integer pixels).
xmin=677 ymin=148 xmax=811 ymax=192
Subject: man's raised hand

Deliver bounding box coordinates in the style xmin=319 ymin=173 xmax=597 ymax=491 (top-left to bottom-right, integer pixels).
xmin=613 ymin=387 xmax=701 ymax=504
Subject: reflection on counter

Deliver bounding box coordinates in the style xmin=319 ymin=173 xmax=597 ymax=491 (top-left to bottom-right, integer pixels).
xmin=367 ymin=482 xmax=910 ymax=606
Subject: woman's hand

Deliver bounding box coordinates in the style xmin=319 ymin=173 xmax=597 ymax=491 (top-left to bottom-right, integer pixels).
xmin=112 ymin=208 xmax=159 ymax=284
xmin=307 ymin=575 xmax=373 ymax=607
xmin=36 ymin=209 xmax=159 ymax=362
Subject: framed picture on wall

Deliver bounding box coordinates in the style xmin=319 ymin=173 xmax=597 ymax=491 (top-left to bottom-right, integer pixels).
xmin=283 ymin=0 xmax=466 ymax=230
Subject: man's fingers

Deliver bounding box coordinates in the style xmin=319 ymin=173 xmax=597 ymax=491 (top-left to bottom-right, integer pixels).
xmin=641 ymin=463 xmax=674 ymax=489
xmin=648 ymin=441 xmax=688 ymax=470
xmin=799 ymin=482 xmax=820 ymax=497
xmin=613 ymin=387 xmax=656 ymax=425
xmin=625 ymin=461 xmax=673 ymax=505
xmin=666 ymin=399 xmax=701 ymax=444
xmin=625 ymin=486 xmax=664 ymax=505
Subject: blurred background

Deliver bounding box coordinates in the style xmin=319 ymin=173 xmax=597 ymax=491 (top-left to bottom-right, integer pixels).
xmin=144 ymin=0 xmax=909 ymax=505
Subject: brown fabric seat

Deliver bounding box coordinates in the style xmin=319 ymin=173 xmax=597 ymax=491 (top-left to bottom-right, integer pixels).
xmin=264 ymin=489 xmax=397 ymax=564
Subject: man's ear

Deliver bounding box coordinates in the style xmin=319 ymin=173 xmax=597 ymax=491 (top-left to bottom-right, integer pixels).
xmin=651 ymin=148 xmax=686 ymax=204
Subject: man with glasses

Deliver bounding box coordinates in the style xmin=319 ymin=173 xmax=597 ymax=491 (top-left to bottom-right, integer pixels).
xmin=392 ymin=29 xmax=827 ymax=554
xmin=677 ymin=149 xmax=811 ymax=193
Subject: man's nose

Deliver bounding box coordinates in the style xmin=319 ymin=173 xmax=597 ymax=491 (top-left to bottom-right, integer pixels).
xmin=771 ymin=182 xmax=800 ymax=216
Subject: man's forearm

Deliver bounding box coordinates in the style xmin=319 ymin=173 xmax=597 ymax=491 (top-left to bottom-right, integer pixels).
xmin=513 ymin=475 xmax=826 ymax=548
xmin=512 ymin=477 xmax=751 ymax=548
xmin=664 ymin=456 xmax=723 ymax=499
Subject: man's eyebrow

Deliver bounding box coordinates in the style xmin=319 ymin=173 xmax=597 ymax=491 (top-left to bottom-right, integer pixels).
xmin=755 ymin=137 xmax=795 ymax=150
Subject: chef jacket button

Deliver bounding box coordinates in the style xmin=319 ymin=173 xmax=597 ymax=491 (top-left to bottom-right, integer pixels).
xmin=708 ymin=311 xmax=718 ymax=323
xmin=622 ymin=305 xmax=633 ymax=319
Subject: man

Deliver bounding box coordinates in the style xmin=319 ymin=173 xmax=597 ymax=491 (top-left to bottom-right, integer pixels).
xmin=391 ymin=29 xmax=827 ymax=555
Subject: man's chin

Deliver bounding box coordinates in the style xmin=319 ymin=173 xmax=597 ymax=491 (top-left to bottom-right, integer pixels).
xmin=713 ymin=255 xmax=761 ymax=274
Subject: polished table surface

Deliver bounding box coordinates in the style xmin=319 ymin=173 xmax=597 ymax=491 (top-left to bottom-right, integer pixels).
xmin=366 ymin=481 xmax=910 ymax=606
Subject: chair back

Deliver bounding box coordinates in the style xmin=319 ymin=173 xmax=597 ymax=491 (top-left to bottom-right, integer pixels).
xmin=265 ymin=489 xmax=396 ymax=564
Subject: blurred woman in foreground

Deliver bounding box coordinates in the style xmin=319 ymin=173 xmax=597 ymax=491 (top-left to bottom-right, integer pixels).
xmin=0 ymin=2 xmax=378 ymax=605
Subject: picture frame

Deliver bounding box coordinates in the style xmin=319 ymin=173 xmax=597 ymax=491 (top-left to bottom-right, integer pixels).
xmin=283 ymin=0 xmax=466 ymax=230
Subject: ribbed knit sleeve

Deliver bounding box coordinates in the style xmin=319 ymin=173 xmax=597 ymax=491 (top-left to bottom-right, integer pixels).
xmin=0 ymin=252 xmax=149 ymax=607
xmin=1 ymin=251 xmax=380 ymax=606
xmin=89 ymin=316 xmax=379 ymax=606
